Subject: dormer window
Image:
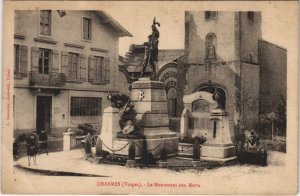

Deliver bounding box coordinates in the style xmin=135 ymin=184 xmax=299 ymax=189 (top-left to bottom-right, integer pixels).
xmin=247 ymin=11 xmax=254 ymax=22
xmin=40 ymin=10 xmax=52 ymax=36
xmin=205 ymin=11 xmax=217 ymax=20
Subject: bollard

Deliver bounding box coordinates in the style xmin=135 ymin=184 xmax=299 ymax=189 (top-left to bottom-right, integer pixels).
xmin=191 ymin=138 xmax=200 ymax=168
xmin=84 ymin=133 xmax=92 ymax=159
xmin=158 ymin=141 xmax=168 ymax=168
xmin=126 ymin=139 xmax=135 ymax=167
xmin=95 ymin=136 xmax=103 ymax=163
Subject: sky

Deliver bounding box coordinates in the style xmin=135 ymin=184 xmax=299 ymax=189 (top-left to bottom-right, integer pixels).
xmin=107 ymin=9 xmax=294 ymax=56
xmin=108 ymin=9 xmax=185 ymax=56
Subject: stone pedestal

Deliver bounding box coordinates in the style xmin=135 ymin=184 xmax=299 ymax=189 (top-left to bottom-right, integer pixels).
xmin=201 ymin=109 xmax=237 ymax=162
xmin=99 ymin=107 xmax=120 ymax=152
xmin=114 ymin=78 xmax=179 ymax=158
xmin=63 ymin=132 xmax=77 ymax=151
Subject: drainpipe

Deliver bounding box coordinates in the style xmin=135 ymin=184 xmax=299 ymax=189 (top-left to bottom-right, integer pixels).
xmin=68 ymin=90 xmax=70 ymax=129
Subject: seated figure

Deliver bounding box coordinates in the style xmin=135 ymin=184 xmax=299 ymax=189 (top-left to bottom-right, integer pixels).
xmin=244 ymin=129 xmax=261 ymax=152
xmin=119 ymin=104 xmax=138 ymax=135
xmin=107 ymin=93 xmax=139 ymax=137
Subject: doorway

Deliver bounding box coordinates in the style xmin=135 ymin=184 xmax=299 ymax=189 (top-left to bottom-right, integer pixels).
xmin=36 ymin=96 xmax=52 ymax=133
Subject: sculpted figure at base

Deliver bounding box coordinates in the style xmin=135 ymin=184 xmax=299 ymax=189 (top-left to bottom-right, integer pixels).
xmin=244 ymin=129 xmax=262 ymax=152
xmin=107 ymin=93 xmax=139 ymax=135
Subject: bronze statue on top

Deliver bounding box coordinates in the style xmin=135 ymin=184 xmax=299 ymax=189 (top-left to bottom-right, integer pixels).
xmin=139 ymin=17 xmax=160 ymax=79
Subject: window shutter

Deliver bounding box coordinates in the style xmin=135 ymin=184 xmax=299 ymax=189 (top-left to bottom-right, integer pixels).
xmin=31 ymin=47 xmax=39 ymax=72
xmin=83 ymin=18 xmax=87 ymax=40
xmin=88 ymin=55 xmax=96 ymax=82
xmin=104 ymin=57 xmax=110 ymax=83
xmin=99 ymin=57 xmax=104 ymax=82
xmin=79 ymin=54 xmax=86 ymax=82
xmin=69 ymin=55 xmax=73 ymax=80
xmin=51 ymin=49 xmax=59 ymax=73
xmin=205 ymin=11 xmax=210 ymax=19
xmin=61 ymin=51 xmax=69 ymax=79
xmin=19 ymin=45 xmax=28 ymax=77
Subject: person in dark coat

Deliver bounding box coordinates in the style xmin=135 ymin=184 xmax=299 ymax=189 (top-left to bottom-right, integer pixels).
xmin=26 ymin=133 xmax=38 ymax=166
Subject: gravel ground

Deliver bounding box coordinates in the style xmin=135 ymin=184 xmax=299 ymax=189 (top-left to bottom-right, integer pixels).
xmin=10 ymin=149 xmax=292 ymax=195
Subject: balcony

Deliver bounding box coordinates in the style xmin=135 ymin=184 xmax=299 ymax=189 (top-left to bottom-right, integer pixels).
xmin=29 ymin=71 xmax=66 ymax=87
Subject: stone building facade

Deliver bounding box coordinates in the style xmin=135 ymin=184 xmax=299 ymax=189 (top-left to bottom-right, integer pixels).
xmin=182 ymin=11 xmax=287 ymax=141
xmin=13 ymin=10 xmax=131 ymax=137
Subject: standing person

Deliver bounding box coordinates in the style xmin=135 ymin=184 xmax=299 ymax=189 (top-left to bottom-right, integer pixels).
xmin=38 ymin=130 xmax=48 ymax=155
xmin=26 ymin=133 xmax=38 ymax=166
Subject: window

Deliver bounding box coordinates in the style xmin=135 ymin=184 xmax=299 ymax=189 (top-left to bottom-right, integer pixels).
xmin=83 ymin=17 xmax=92 ymax=40
xmin=68 ymin=53 xmax=79 ymax=81
xmin=205 ymin=11 xmax=217 ymax=20
xmin=14 ymin=45 xmax=20 ymax=76
xmin=247 ymin=12 xmax=254 ymax=21
xmin=39 ymin=48 xmax=51 ymax=74
xmin=71 ymin=97 xmax=101 ymax=116
xmin=95 ymin=56 xmax=104 ymax=81
xmin=205 ymin=33 xmax=217 ymax=60
xmin=40 ymin=10 xmax=52 ymax=36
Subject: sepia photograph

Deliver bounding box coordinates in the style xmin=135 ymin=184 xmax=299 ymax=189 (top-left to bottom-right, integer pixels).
xmin=2 ymin=1 xmax=298 ymax=195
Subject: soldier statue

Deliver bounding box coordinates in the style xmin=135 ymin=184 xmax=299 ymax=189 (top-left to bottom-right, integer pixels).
xmin=140 ymin=17 xmax=160 ymax=79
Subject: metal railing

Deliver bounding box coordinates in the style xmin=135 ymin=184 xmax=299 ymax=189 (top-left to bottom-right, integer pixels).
xmin=29 ymin=71 xmax=66 ymax=87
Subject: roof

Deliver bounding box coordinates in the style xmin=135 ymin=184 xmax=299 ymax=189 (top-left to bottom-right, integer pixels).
xmin=157 ymin=49 xmax=185 ymax=69
xmin=95 ymin=11 xmax=132 ymax=37
xmin=123 ymin=44 xmax=184 ymax=73
xmin=258 ymin=39 xmax=287 ymax=51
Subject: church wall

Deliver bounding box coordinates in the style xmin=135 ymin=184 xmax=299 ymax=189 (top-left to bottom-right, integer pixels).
xmin=239 ymin=12 xmax=262 ymax=64
xmin=240 ymin=62 xmax=260 ymax=131
xmin=258 ymin=40 xmax=287 ymax=115
xmin=185 ymin=11 xmax=236 ymax=64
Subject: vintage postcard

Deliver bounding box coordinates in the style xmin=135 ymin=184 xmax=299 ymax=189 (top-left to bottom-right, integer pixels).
xmin=1 ymin=1 xmax=298 ymax=195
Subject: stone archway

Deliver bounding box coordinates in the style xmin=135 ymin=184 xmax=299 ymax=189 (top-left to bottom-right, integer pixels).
xmin=157 ymin=63 xmax=178 ymax=117
xmin=198 ymin=86 xmax=226 ymax=109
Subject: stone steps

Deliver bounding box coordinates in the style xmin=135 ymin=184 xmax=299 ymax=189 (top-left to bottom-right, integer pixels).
xmin=176 ymin=153 xmax=193 ymax=160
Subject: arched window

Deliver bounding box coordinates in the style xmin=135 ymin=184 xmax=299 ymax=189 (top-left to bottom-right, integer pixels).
xmin=205 ymin=33 xmax=217 ymax=60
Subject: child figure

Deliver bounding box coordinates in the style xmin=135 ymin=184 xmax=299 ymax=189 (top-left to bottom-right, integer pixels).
xmin=26 ymin=133 xmax=38 ymax=166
